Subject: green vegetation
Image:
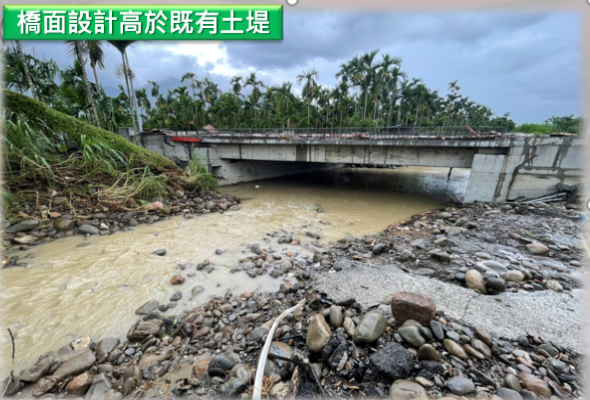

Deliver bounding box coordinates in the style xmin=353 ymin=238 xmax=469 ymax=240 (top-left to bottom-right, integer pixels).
xmin=187 ymin=154 xmax=218 ymax=192
xmin=515 ymin=115 xmax=582 ymax=135
xmin=2 ymin=91 xmax=218 ymax=219
xmin=4 ymin=42 xmax=581 ymax=133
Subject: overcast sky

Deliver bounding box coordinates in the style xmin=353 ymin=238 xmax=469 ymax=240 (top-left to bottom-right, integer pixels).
xmin=15 ymin=10 xmax=580 ymax=124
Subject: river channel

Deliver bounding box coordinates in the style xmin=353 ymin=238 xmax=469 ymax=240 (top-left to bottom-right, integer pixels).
xmin=0 ymin=166 xmax=469 ymax=375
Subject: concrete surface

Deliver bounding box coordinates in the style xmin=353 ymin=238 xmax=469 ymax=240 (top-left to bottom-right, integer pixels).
xmin=312 ymin=263 xmax=584 ymax=354
xmin=133 ymin=130 xmax=582 ymax=203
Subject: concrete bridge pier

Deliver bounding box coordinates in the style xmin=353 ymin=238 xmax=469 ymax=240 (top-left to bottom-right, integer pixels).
xmin=463 ymin=136 xmax=582 ymax=203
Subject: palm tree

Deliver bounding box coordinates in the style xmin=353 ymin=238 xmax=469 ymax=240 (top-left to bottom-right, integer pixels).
xmin=244 ymin=72 xmax=265 ymax=129
xmin=272 ymin=82 xmax=296 ymax=128
xmin=231 ymin=76 xmax=244 ymax=96
xmin=135 ymin=88 xmax=151 ymax=116
xmin=86 ymin=41 xmax=107 ymax=126
xmin=65 ymin=41 xmax=100 ymax=126
xmin=148 ymin=80 xmax=160 ymax=98
xmin=108 ymin=40 xmax=141 ymax=131
xmin=296 ymin=68 xmax=319 ymax=125
xmin=360 ymin=49 xmax=380 ymax=119
xmin=181 ymin=72 xmax=201 ymax=99
xmin=86 ymin=41 xmax=105 ymax=91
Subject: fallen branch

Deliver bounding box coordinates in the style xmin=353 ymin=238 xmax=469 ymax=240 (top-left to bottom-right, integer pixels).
xmin=252 ymin=299 xmax=305 ymax=400
xmin=464 ymin=125 xmax=480 ymax=138
xmin=1 ymin=328 xmax=17 ymax=398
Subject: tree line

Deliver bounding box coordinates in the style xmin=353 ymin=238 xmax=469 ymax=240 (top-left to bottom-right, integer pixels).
xmin=3 ymin=40 xmax=582 ymax=135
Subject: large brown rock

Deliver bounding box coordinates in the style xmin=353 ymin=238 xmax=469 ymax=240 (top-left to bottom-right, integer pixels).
xmin=171 ymin=275 xmax=185 ymax=285
xmin=66 ymin=371 xmax=93 ymax=396
xmin=518 ymin=371 xmax=551 ymax=398
xmin=390 ymin=292 xmax=436 ymax=324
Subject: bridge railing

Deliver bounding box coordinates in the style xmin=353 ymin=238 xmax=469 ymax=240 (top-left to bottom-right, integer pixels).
xmin=196 ymin=126 xmax=508 ymax=139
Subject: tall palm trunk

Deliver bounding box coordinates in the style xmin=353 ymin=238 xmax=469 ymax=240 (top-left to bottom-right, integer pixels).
xmin=125 ymin=52 xmax=142 ymax=132
xmin=17 ymin=41 xmax=37 ymax=100
xmin=414 ymin=99 xmax=422 ymax=126
xmin=120 ymin=52 xmax=137 ymax=131
xmin=75 ymin=42 xmax=100 ymax=126
xmin=91 ymin=64 xmax=108 ymax=127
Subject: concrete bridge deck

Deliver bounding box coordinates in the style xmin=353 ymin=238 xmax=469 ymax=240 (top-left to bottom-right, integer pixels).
xmin=122 ymin=127 xmax=583 ymax=203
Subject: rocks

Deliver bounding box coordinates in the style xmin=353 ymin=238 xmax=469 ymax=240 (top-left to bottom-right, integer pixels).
xmin=208 ymin=355 xmax=237 ymax=377
xmin=447 ymin=376 xmax=475 ymax=395
xmin=372 ymin=243 xmax=386 ymax=255
xmin=465 ymin=270 xmax=487 ymax=294
xmin=370 ymin=342 xmax=413 ymax=380
xmin=538 ymin=343 xmax=559 ymax=357
xmin=66 ymin=371 xmax=92 ymax=396
xmin=222 ymin=377 xmax=248 ymax=397
xmin=479 ymin=260 xmax=509 ymax=274
xmin=307 ymin=314 xmax=332 ymax=352
xmin=171 ymin=275 xmax=185 ymax=285
xmin=135 ymin=300 xmax=159 ymax=315
xmin=503 ymin=270 xmax=525 ymax=282
xmin=1 ymin=375 xmax=21 ymax=396
xmin=85 ymin=373 xmax=111 ymax=400
xmin=471 ymin=339 xmax=491 ymax=358
xmin=127 ymin=319 xmax=162 ymax=341
xmin=78 ymin=224 xmax=99 ymax=235
xmin=397 ymin=325 xmax=426 ymax=347
xmin=20 ymin=356 xmax=54 ymax=382
xmin=96 ymin=337 xmax=119 ymax=356
xmin=246 ymin=326 xmax=268 ymax=343
xmin=546 ymin=279 xmax=563 ymax=292
xmin=353 ymin=311 xmax=386 ymax=343
xmin=399 ymin=249 xmax=415 ymax=261
xmin=343 ymin=317 xmax=355 ymax=337
xmin=52 ymin=350 xmax=96 ymax=380
xmin=154 ymin=249 xmax=167 ymax=256
xmin=54 ymin=218 xmax=76 ymax=231
xmin=390 ymin=292 xmax=436 ymax=324
xmin=388 ymin=379 xmax=427 ymax=399
xmin=13 ymin=235 xmax=38 ymax=245
xmin=443 ymin=339 xmax=468 ymax=360
xmin=429 ymin=321 xmax=445 ymax=341
xmin=6 ymin=219 xmax=39 ymax=233
xmin=329 ymin=305 xmax=343 ymax=328
xmin=191 ymin=286 xmax=205 ymax=297
xmin=518 ymin=371 xmax=552 ymax=397
xmin=526 ymin=243 xmax=549 ymax=255
xmin=496 ymin=388 xmax=523 ymax=400
xmin=170 ymin=291 xmax=182 ymax=301
xmin=418 ymin=344 xmax=441 ymax=361
xmin=504 ymin=374 xmax=522 ymax=392
xmin=485 ymin=277 xmax=506 ymax=293
xmin=544 ymin=357 xmax=569 ymax=375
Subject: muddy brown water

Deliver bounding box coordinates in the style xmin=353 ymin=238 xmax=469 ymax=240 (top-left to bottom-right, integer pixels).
xmin=0 ymin=167 xmax=469 ymax=375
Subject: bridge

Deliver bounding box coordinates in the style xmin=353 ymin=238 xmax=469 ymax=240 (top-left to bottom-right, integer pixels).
xmin=120 ymin=127 xmax=583 ymax=203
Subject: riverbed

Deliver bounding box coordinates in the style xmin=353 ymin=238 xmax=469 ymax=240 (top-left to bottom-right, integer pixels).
xmin=0 ymin=167 xmax=469 ymax=374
